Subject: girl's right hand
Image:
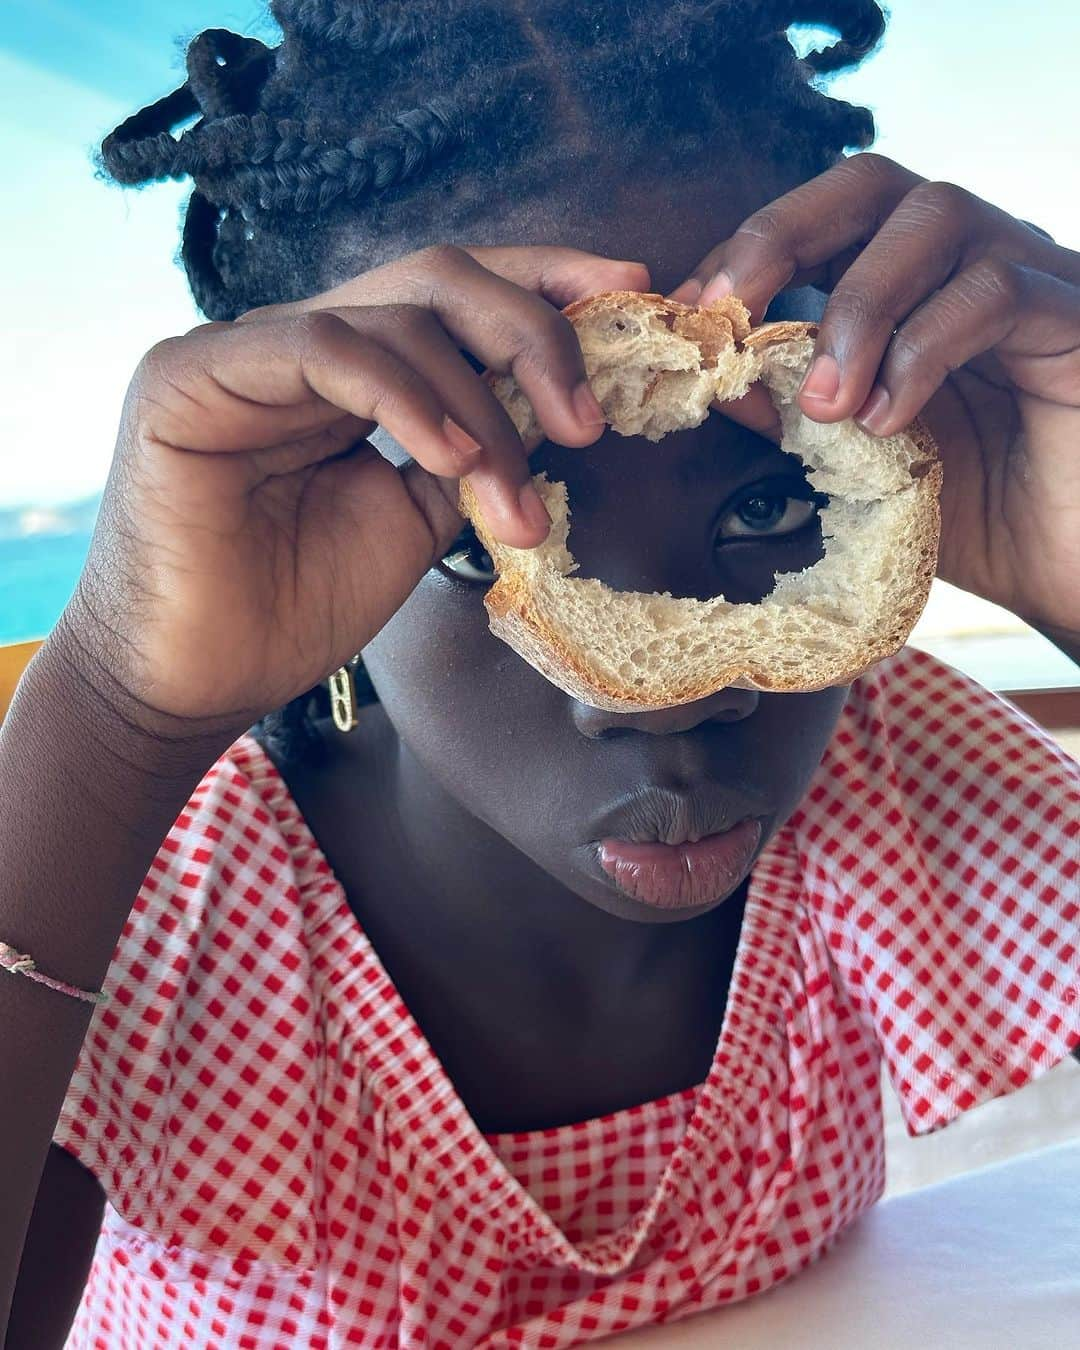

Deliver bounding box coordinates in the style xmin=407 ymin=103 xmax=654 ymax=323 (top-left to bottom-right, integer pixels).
xmin=58 ymin=245 xmax=650 ymax=736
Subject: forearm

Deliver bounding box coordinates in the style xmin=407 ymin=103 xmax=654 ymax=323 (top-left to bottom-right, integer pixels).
xmin=0 ymin=629 xmax=244 ymax=1334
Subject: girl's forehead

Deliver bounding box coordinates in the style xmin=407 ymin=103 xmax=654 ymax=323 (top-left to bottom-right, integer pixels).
xmin=492 ymin=148 xmax=805 ymax=267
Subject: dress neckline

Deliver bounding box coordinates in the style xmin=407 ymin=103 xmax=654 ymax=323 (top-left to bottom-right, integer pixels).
xmin=234 ymin=730 xmax=802 ymax=1275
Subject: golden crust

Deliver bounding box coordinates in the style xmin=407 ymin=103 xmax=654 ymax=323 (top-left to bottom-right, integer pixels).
xmin=561 ymin=289 xmax=753 ymax=343
xmin=742 ymin=319 xmax=820 ymax=350
xmin=478 ymin=466 xmax=942 ymax=709
xmin=459 ymin=293 xmax=943 ymax=710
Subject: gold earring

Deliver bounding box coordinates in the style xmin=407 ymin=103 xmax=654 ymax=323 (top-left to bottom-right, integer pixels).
xmin=328 ymin=654 xmax=363 ymax=733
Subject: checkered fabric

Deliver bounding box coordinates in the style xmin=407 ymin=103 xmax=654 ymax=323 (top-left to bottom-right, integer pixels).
xmin=54 ymin=646 xmax=1080 ymax=1349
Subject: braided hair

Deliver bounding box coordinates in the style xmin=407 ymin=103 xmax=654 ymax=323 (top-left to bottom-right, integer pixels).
xmin=98 ymin=0 xmax=887 ymax=766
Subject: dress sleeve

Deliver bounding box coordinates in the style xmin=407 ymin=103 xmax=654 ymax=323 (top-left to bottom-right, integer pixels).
xmin=51 ymin=736 xmax=321 ymax=1266
xmin=796 ymin=646 xmax=1080 ymax=1138
xmin=50 ymin=777 xmax=216 ymax=1217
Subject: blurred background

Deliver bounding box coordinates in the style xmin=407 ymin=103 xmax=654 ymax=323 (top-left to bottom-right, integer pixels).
xmin=1 ymin=1 xmax=1079 ymax=1201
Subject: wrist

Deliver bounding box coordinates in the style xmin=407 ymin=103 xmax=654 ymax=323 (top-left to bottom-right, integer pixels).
xmin=30 ymin=613 xmax=250 ymax=783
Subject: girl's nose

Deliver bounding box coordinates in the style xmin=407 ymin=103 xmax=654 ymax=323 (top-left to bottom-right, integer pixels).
xmin=571 ymin=684 xmax=760 ymax=738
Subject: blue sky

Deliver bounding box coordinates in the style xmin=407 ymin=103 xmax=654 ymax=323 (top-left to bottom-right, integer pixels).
xmin=3 ymin=1 xmax=1079 ymax=510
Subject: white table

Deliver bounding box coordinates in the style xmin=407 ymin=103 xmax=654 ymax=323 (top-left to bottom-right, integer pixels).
xmin=601 ymin=1139 xmax=1080 ymax=1348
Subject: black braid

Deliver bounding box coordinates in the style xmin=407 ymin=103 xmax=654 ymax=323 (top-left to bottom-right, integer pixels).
xmin=181 ymin=191 xmax=235 ymax=320
xmin=284 ymin=0 xmax=422 ymax=56
xmin=98 ymin=0 xmax=888 ymax=767
xmin=255 ymin=683 xmax=332 ymax=766
xmin=186 ymin=29 xmax=276 ymax=117
xmin=190 ymin=96 xmax=470 ymax=216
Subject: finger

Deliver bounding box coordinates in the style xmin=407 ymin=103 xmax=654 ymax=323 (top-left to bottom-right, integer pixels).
xmin=141 ymin=313 xmax=547 ymax=548
xmin=710 ymin=383 xmax=782 ymax=444
xmin=463 ymin=244 xmax=652 ymax=308
xmin=240 ymin=245 xmax=651 ymax=321
xmin=795 ymin=180 xmax=990 ymax=423
xmin=393 ymin=244 xmax=612 ymax=448
xmin=672 ymin=153 xmax=924 ymax=322
xmin=244 ymin=244 xmax=612 ymax=449
xmin=290 ymin=315 xmax=552 ymax=549
xmin=851 ymin=262 xmax=1080 ymax=437
xmin=321 ymin=302 xmax=553 ymax=543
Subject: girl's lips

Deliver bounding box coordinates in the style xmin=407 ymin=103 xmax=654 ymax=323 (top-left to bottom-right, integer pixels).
xmin=597 ymin=818 xmax=763 ymax=910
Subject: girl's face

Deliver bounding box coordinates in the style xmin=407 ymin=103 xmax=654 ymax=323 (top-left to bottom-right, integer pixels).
xmin=361 ymin=168 xmax=850 ymax=924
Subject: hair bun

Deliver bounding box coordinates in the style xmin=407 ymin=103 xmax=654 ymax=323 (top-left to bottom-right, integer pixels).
xmin=186 ymin=29 xmax=275 ymax=119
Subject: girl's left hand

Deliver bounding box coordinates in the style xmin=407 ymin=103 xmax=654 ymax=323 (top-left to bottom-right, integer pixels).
xmin=668 ymin=152 xmax=1080 ymax=641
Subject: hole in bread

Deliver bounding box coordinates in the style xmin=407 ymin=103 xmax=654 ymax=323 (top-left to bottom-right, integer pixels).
xmin=468 ymin=318 xmax=939 ymax=709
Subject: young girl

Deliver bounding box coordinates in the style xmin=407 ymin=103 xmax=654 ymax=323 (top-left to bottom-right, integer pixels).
xmin=3 ymin=1 xmax=1079 ymax=1346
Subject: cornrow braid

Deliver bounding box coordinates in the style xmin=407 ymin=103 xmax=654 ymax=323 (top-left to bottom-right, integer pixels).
xmin=101 ymin=30 xmax=274 ymax=185
xmin=191 ymin=97 xmax=472 ymax=216
xmin=100 ymin=0 xmax=889 ymax=767
xmin=284 ymin=0 xmax=423 ymax=56
xmin=102 ymin=70 xmax=482 ymax=223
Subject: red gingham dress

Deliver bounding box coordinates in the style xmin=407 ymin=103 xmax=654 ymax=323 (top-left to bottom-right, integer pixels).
xmin=55 ymin=646 xmax=1080 ymax=1349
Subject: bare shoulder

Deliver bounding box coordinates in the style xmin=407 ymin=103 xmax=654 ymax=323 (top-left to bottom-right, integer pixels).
xmin=7 ymin=1145 xmax=104 ymax=1349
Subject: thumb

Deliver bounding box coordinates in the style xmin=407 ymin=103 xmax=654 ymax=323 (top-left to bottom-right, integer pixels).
xmin=463 ymin=245 xmax=652 ymax=309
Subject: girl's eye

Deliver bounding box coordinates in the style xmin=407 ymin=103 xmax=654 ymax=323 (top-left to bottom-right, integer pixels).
xmin=716 ymin=481 xmax=828 ymax=541
xmin=439 ymin=482 xmax=825 ymax=586
xmin=439 ymin=528 xmax=496 ymax=584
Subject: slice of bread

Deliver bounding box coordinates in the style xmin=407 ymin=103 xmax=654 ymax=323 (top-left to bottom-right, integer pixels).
xmin=458 ymin=290 xmax=941 ymax=711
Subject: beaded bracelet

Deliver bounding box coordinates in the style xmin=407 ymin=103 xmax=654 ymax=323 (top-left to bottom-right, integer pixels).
xmin=0 ymin=941 xmax=108 ymax=1005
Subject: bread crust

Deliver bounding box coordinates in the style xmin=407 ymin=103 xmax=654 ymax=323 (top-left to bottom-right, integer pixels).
xmin=744 ymin=319 xmax=941 ymax=477
xmin=459 ymin=294 xmax=942 ymax=711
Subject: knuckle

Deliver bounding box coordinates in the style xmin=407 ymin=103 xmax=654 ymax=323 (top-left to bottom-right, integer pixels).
xmin=291 ymin=308 xmax=352 ymax=352
xmin=513 ymin=305 xmax=578 ymax=375
xmin=966 ymin=255 xmax=1023 ymax=306
xmin=184 ymin=320 xmax=231 ymax=339
xmin=137 ymin=335 xmax=187 ymax=385
xmin=1020 ymin=218 xmax=1056 ymax=245
xmin=850 ymin=151 xmax=894 ymax=173
xmin=908 ymin=179 xmax=977 ymax=223
xmin=386 ymin=302 xmax=436 ymax=339
xmin=821 ymin=285 xmax=887 ymax=333
xmin=413 ymin=242 xmax=469 ymax=274
xmin=531 ymin=303 xmax=575 ymax=351
xmin=885 ymin=328 xmax=926 ymax=370
xmin=735 ymin=206 xmax=790 ymax=249
xmin=369 ymin=347 xmax=425 ymax=410
xmin=847 ymin=151 xmax=905 ymax=184
xmin=234 ymin=302 xmax=279 ymax=325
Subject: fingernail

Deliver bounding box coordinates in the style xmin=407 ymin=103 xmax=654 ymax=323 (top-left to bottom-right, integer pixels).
xmin=573 ymin=380 xmax=606 ymax=427
xmin=699 ymin=271 xmax=733 ymax=305
xmin=855 ymin=385 xmax=892 ymax=435
xmin=519 ymin=480 xmax=551 ymax=535
xmin=442 ymin=414 xmax=482 ymax=456
xmin=799 ymin=353 xmax=841 ymax=403
xmin=668 ymin=278 xmax=702 ymax=304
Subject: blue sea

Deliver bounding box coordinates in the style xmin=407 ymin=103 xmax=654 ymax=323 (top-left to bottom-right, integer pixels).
xmin=0 ymin=532 xmax=94 ymax=644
